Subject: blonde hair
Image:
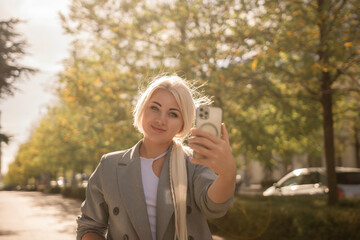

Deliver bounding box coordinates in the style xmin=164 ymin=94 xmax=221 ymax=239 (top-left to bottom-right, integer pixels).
xmin=133 ymin=75 xmax=210 ymax=240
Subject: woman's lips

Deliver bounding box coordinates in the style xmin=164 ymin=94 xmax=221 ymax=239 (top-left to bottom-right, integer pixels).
xmin=151 ymin=125 xmax=166 ymax=133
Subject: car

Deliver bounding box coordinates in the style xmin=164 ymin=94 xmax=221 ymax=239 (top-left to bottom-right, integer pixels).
xmin=263 ymin=167 xmax=360 ymax=199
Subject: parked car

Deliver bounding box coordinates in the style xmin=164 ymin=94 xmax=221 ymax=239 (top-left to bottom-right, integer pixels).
xmin=263 ymin=167 xmax=360 ymax=199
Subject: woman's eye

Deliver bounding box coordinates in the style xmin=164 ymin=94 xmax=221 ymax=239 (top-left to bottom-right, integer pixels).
xmin=169 ymin=112 xmax=178 ymax=118
xmin=151 ymin=106 xmax=159 ymax=111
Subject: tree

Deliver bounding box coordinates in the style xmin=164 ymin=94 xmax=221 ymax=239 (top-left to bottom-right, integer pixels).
xmin=239 ymin=0 xmax=360 ymax=205
xmin=0 ymin=133 xmax=9 ymax=144
xmin=57 ymin=0 xmax=324 ymax=182
xmin=0 ymin=18 xmax=36 ymax=179
xmin=0 ymin=19 xmax=36 ymax=98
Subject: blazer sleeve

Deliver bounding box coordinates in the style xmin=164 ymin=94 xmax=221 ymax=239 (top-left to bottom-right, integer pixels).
xmin=192 ymin=164 xmax=233 ymax=219
xmin=76 ymin=155 xmax=109 ymax=240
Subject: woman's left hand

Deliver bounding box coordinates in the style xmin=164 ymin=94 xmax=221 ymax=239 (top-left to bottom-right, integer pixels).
xmin=188 ymin=123 xmax=236 ymax=178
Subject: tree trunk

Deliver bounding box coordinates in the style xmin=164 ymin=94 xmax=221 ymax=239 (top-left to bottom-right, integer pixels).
xmin=321 ymin=71 xmax=338 ymax=205
xmin=355 ymin=125 xmax=360 ymax=168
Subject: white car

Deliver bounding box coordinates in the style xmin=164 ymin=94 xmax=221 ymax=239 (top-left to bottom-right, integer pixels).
xmin=263 ymin=167 xmax=360 ymax=199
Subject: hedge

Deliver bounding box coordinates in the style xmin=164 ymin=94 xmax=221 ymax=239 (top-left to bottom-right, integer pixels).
xmin=60 ymin=187 xmax=86 ymax=200
xmin=208 ymin=195 xmax=360 ymax=240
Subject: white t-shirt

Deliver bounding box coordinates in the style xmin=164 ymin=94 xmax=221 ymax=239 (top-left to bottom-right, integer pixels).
xmin=140 ymin=151 xmax=167 ymax=240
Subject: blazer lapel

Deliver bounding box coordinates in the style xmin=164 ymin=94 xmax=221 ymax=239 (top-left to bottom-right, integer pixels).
xmin=116 ymin=141 xmax=153 ymax=240
xmin=156 ymin=149 xmax=175 ymax=240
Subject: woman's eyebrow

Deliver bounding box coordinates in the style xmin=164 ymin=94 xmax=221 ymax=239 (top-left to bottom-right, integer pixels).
xmin=152 ymin=101 xmax=162 ymax=107
xmin=152 ymin=101 xmax=180 ymax=112
xmin=170 ymin=108 xmax=180 ymax=112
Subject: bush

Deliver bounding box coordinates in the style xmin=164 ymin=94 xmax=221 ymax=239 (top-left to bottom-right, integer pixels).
xmin=208 ymin=195 xmax=360 ymax=240
xmin=48 ymin=186 xmax=61 ymax=194
xmin=61 ymin=187 xmax=86 ymax=200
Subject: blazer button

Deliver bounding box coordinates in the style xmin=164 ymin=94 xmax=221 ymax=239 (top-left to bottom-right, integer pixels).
xmin=187 ymin=206 xmax=192 ymax=214
xmin=123 ymin=234 xmax=129 ymax=240
xmin=188 ymin=236 xmax=194 ymax=240
xmin=113 ymin=207 xmax=119 ymax=216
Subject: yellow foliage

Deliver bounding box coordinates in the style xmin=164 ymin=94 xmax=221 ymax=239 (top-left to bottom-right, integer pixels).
xmin=189 ymin=59 xmax=197 ymax=65
xmin=94 ymin=95 xmax=101 ymax=101
xmin=278 ymin=83 xmax=287 ymax=93
xmin=100 ymin=148 xmax=108 ymax=154
xmin=105 ymin=87 xmax=112 ymax=94
xmin=344 ymin=42 xmax=353 ymax=47
xmin=251 ymin=59 xmax=258 ymax=71
xmin=94 ymin=77 xmax=101 ymax=86
xmin=219 ymin=74 xmax=225 ymax=82
xmin=66 ymin=96 xmax=77 ymax=102
xmin=310 ymin=63 xmax=321 ymax=71
xmin=279 ymin=52 xmax=288 ymax=61
xmin=299 ymin=19 xmax=305 ymax=27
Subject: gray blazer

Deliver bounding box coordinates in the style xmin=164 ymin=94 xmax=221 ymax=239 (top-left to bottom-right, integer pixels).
xmin=77 ymin=141 xmax=233 ymax=240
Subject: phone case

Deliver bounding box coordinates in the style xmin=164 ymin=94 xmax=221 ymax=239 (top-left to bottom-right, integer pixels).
xmin=195 ymin=105 xmax=222 ymax=137
xmin=194 ymin=105 xmax=222 ymax=158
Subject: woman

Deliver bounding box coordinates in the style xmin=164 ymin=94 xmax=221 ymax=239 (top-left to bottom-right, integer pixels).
xmin=77 ymin=75 xmax=236 ymax=240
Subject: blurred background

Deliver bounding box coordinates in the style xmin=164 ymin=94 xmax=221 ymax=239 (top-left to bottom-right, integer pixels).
xmin=0 ymin=0 xmax=72 ymax=181
xmin=0 ymin=0 xmax=359 ymax=239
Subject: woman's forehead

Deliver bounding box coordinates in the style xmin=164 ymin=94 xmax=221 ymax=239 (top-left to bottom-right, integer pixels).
xmin=149 ymin=89 xmax=179 ymax=107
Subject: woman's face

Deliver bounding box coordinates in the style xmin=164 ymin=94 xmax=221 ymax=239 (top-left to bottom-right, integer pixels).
xmin=141 ymin=89 xmax=184 ymax=145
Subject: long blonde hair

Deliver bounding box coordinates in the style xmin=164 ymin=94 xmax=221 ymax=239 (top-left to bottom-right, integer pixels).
xmin=133 ymin=75 xmax=210 ymax=240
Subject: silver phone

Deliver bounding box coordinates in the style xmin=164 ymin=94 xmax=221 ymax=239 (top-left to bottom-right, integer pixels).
xmin=193 ymin=105 xmax=222 ymax=158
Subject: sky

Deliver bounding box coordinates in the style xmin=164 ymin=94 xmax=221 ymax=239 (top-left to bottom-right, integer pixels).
xmin=0 ymin=0 xmax=72 ymax=174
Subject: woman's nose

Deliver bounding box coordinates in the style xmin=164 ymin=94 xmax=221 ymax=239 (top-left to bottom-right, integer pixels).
xmin=156 ymin=113 xmax=166 ymax=125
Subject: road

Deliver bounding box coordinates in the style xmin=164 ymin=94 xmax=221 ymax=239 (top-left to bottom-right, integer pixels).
xmin=0 ymin=191 xmax=82 ymax=240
